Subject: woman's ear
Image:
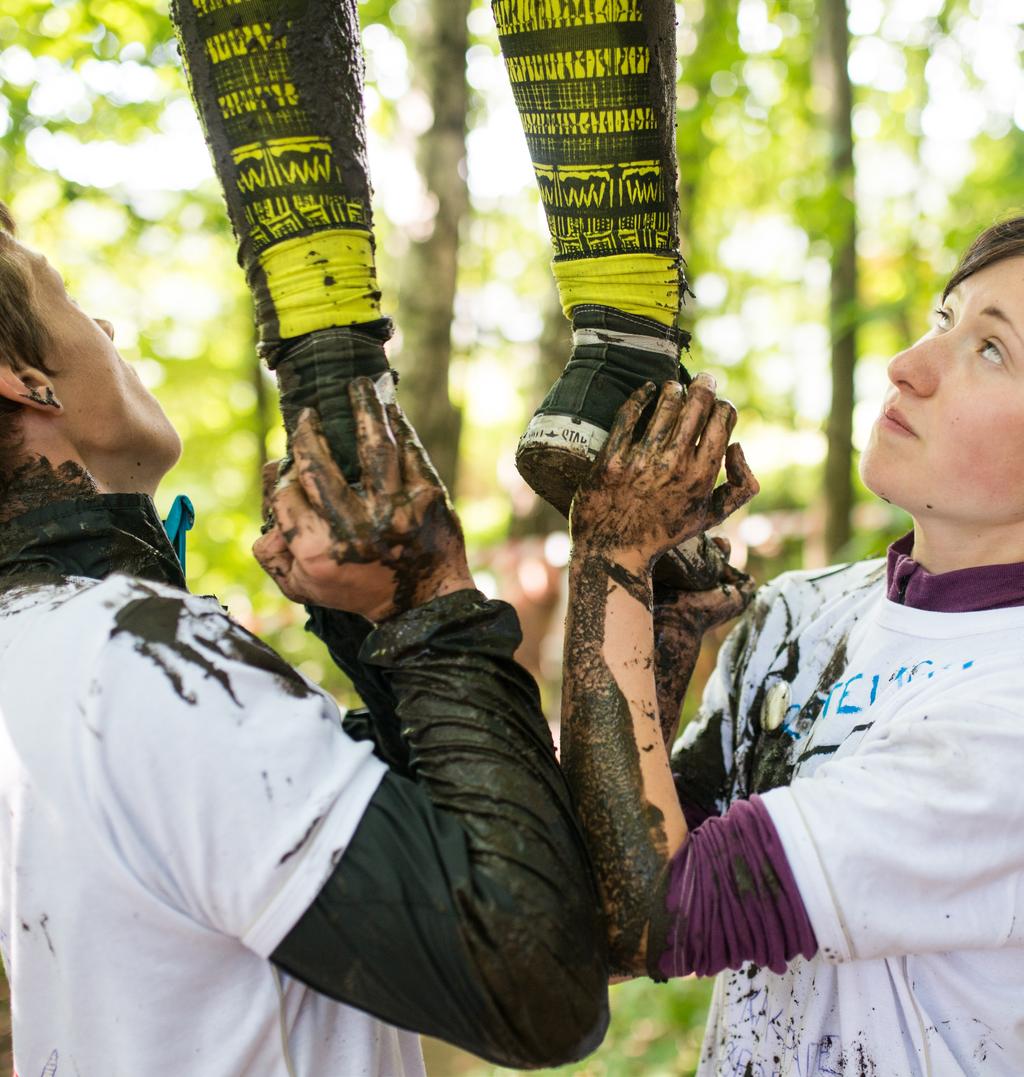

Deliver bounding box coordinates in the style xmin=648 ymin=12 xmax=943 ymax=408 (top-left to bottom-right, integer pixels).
xmin=0 ymin=364 xmax=62 ymax=413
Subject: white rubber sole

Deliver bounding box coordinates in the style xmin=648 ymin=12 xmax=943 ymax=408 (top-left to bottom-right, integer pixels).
xmin=517 ymin=413 xmax=609 ymax=459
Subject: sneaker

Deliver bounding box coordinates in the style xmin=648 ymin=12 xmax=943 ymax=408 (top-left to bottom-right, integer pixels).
xmin=271 ymin=320 xmax=396 ymax=485
xmin=516 ymin=305 xmax=687 ymax=512
xmin=516 ymin=305 xmax=727 ymax=589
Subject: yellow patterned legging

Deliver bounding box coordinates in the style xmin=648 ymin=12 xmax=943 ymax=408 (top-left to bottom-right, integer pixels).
xmin=170 ymin=0 xmax=383 ymax=352
xmin=493 ymin=0 xmax=684 ymax=327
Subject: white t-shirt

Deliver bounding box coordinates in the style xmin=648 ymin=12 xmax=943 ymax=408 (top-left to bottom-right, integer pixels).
xmin=0 ymin=574 xmax=425 ymax=1077
xmin=680 ymin=560 xmax=1024 ymax=1077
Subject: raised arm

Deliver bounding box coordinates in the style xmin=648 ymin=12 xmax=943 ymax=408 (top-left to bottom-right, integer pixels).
xmin=561 ymin=375 xmax=758 ymax=975
xmin=252 ymin=381 xmax=608 ymax=1067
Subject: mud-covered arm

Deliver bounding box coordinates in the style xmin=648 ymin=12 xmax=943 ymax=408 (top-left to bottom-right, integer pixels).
xmin=272 ymin=589 xmax=609 ymax=1068
xmin=253 ymin=383 xmax=473 ymax=771
xmin=562 ymin=548 xmax=681 ymax=977
xmin=254 ymin=395 xmax=608 ymax=1064
xmin=561 ymin=377 xmax=758 ymax=975
xmin=665 ymin=593 xmax=753 ymax=826
xmin=654 ymin=572 xmax=754 ymax=829
xmin=653 ymin=586 xmax=704 ymax=748
xmin=653 ymin=554 xmax=755 ymax=751
xmin=667 ymin=574 xmax=790 ymax=823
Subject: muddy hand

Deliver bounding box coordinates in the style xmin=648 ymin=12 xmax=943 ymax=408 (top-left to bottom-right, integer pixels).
xmin=570 ymin=374 xmax=760 ymax=569
xmin=648 ymin=538 xmax=757 ymax=746
xmin=253 ymin=378 xmax=474 ymax=621
xmin=258 ymin=457 xmax=285 ymax=535
xmin=656 ymin=535 xmax=757 ymax=625
xmin=654 ymin=560 xmax=757 ymax=639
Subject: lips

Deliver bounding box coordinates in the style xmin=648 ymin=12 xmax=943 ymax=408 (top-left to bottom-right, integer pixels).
xmin=882 ymin=405 xmax=915 ymax=436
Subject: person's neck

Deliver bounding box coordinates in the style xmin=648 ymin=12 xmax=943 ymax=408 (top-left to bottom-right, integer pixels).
xmin=0 ymin=454 xmax=100 ymax=525
xmin=910 ymin=517 xmax=1024 ymax=574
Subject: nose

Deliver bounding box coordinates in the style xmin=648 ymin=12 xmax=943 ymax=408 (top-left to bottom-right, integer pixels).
xmin=886 ymin=334 xmax=941 ymax=398
xmin=95 ymin=318 xmax=115 ymax=342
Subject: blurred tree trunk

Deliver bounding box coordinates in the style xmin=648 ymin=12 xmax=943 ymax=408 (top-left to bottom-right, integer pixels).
xmin=394 ymin=0 xmax=471 ymax=493
xmin=819 ymin=0 xmax=859 ymax=559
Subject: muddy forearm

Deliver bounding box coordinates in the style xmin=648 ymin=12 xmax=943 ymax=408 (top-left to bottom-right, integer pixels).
xmin=561 ymin=554 xmax=686 ymax=975
xmin=653 ymin=599 xmax=705 ymax=750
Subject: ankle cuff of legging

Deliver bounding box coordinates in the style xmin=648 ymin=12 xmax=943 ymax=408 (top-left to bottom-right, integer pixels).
xmin=571 ymin=305 xmax=692 ymax=354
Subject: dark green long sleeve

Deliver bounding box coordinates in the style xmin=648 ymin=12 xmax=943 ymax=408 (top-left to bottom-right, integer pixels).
xmin=274 ymin=591 xmax=609 ymax=1068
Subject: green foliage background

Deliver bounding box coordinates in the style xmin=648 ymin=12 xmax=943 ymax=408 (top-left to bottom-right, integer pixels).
xmin=1 ymin=0 xmax=1022 ymax=1072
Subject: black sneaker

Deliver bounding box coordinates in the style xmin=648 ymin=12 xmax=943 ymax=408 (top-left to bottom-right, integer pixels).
xmin=516 ymin=305 xmax=687 ymax=512
xmin=270 ymin=320 xmax=397 ymax=485
xmin=516 ymin=305 xmax=726 ymax=589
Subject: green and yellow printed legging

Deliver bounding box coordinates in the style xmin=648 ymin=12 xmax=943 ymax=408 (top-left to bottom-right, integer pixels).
xmin=493 ymin=0 xmax=684 ymax=327
xmin=170 ymin=0 xmax=383 ymax=355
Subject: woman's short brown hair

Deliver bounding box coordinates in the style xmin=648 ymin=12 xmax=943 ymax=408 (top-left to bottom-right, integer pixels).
xmin=944 ymin=216 xmax=1024 ymax=301
xmin=0 ymin=202 xmax=56 ymax=477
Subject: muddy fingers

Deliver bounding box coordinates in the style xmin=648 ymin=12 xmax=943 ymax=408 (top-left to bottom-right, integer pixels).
xmin=349 ymin=378 xmax=401 ymax=496
xmin=292 ymin=409 xmax=361 ymax=536
xmin=639 ymin=381 xmax=686 ymax=456
xmin=693 ymin=400 xmax=737 ymax=478
xmin=255 ymin=391 xmax=473 ymax=620
xmin=252 ymin=526 xmax=302 ymax=603
xmin=387 ymin=403 xmax=445 ymax=491
xmin=674 ymin=373 xmax=718 ymax=449
xmin=598 ymin=382 xmax=657 ymax=468
xmin=708 ymin=443 xmax=759 ymax=525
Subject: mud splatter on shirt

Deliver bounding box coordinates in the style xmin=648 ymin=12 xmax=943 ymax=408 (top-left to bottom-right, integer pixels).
xmin=676 ymin=558 xmax=1024 ymax=1075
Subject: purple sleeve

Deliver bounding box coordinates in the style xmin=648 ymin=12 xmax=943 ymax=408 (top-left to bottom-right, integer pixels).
xmin=656 ymin=794 xmax=817 ymax=979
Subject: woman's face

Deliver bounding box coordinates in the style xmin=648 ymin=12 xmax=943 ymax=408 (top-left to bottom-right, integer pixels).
xmin=860 ymin=255 xmax=1024 ymax=530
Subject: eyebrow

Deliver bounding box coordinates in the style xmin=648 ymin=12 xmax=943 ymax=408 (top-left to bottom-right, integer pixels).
xmin=979 ymin=305 xmax=1022 ymax=344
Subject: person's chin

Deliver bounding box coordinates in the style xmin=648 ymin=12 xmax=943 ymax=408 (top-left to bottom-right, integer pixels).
xmin=858 ymin=446 xmax=882 ymax=495
xmin=860 ymin=455 xmax=906 ymax=509
xmin=163 ymin=424 xmax=184 ymax=469
xmin=147 ymin=410 xmax=183 ymax=472
xmin=132 ymin=425 xmax=182 ymax=495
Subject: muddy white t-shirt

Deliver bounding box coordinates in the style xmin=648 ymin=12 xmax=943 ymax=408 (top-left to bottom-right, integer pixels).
xmin=681 ymin=560 xmax=1024 ymax=1076
xmin=0 ymin=574 xmax=424 ymax=1077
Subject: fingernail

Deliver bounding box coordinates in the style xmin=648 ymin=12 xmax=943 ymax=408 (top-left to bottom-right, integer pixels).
xmin=694 ymin=372 xmax=717 ymax=392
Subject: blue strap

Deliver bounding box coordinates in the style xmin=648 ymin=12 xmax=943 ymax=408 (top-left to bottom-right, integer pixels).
xmin=162 ymin=495 xmax=195 ymax=575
